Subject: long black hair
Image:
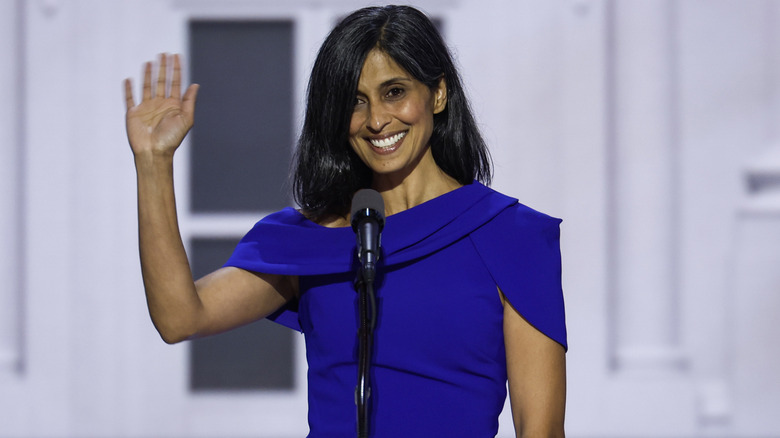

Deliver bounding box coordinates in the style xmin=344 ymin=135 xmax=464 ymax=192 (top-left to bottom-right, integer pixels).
xmin=292 ymin=5 xmax=492 ymax=221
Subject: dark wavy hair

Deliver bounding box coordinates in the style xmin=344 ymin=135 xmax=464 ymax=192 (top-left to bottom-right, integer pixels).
xmin=292 ymin=5 xmax=492 ymax=221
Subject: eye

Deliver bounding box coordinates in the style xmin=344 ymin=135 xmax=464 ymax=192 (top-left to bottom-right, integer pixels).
xmin=354 ymin=96 xmax=366 ymax=107
xmin=386 ymin=87 xmax=405 ymax=99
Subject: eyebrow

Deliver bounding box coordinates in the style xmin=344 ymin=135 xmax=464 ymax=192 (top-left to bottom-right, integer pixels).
xmin=356 ymin=77 xmax=413 ymax=96
xmin=379 ymin=77 xmax=412 ymax=87
xmin=379 ymin=76 xmax=412 ymax=88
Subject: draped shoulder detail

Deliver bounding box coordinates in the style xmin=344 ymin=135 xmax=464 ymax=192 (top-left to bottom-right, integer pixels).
xmin=469 ymin=203 xmax=567 ymax=350
xmin=224 ymin=181 xmax=515 ymax=275
xmin=224 ymin=208 xmax=355 ymax=276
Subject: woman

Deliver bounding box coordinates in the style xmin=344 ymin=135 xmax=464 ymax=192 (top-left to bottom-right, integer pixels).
xmin=125 ymin=5 xmax=566 ymax=437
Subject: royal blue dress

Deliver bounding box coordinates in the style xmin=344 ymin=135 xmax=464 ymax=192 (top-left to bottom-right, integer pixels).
xmin=225 ymin=181 xmax=566 ymax=437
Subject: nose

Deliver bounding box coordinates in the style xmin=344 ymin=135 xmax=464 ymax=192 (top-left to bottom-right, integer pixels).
xmin=367 ymin=103 xmax=390 ymax=133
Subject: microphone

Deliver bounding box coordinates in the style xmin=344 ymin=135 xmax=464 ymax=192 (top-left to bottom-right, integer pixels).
xmin=351 ymin=189 xmax=385 ymax=283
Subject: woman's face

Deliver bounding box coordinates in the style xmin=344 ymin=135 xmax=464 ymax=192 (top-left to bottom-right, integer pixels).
xmin=349 ymin=49 xmax=446 ymax=180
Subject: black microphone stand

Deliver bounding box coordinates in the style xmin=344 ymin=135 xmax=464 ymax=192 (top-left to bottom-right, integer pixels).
xmin=354 ymin=269 xmax=376 ymax=438
xmin=350 ymin=190 xmax=384 ymax=438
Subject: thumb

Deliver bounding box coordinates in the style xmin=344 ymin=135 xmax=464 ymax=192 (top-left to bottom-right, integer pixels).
xmin=182 ymin=83 xmax=200 ymax=118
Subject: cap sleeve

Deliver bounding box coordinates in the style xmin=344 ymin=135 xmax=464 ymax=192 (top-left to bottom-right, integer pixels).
xmin=469 ymin=204 xmax=567 ymax=351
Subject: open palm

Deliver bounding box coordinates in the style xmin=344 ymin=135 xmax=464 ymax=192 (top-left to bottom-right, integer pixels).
xmin=125 ymin=54 xmax=199 ymax=157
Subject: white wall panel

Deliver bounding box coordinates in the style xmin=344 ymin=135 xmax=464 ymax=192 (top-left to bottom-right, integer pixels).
xmin=21 ymin=0 xmax=78 ymax=436
xmin=610 ymin=0 xmax=685 ymax=374
xmin=0 ymin=0 xmax=23 ymax=374
xmin=676 ymin=0 xmax=779 ymax=433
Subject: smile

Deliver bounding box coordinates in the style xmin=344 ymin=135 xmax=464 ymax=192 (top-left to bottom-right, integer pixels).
xmin=369 ymin=132 xmax=406 ymax=149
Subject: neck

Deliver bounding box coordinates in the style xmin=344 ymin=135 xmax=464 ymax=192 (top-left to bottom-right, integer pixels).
xmin=372 ymin=153 xmax=462 ymax=216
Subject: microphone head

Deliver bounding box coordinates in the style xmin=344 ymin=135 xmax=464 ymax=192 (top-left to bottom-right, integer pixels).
xmin=351 ymin=189 xmax=386 ymax=231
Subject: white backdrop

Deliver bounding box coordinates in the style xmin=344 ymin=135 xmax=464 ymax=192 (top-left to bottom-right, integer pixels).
xmin=1 ymin=0 xmax=779 ymax=436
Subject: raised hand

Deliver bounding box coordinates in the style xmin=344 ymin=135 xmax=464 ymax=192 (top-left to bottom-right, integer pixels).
xmin=124 ymin=54 xmax=199 ymax=158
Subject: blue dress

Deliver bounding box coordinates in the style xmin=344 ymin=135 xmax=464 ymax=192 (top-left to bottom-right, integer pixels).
xmin=225 ymin=181 xmax=566 ymax=437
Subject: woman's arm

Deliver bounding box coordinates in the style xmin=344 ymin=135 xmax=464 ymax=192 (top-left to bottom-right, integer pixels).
xmin=502 ymin=291 xmax=567 ymax=438
xmin=125 ymin=54 xmax=294 ymax=344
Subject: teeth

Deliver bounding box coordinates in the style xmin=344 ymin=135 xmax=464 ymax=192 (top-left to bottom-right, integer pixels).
xmin=370 ymin=132 xmax=406 ymax=148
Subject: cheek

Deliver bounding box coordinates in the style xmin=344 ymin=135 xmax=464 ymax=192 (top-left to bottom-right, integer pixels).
xmin=396 ymin=100 xmax=432 ymax=126
xmin=349 ymin=113 xmax=362 ymax=138
xmin=348 ymin=125 xmax=363 ymax=157
xmin=348 ymin=115 xmax=362 ymax=151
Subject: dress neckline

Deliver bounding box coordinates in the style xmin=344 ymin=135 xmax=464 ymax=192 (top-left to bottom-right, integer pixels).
xmin=291 ymin=181 xmax=485 ymax=229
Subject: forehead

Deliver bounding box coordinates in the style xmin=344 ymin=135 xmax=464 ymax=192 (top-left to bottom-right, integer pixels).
xmin=357 ymin=49 xmax=411 ymax=86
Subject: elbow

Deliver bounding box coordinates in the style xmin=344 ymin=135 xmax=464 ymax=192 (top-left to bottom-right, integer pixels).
xmin=153 ymin=319 xmax=198 ymax=344
xmin=147 ymin=302 xmax=203 ymax=344
xmin=158 ymin=330 xmax=190 ymax=345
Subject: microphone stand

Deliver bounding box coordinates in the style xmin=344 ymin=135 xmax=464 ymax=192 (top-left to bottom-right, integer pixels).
xmin=350 ymin=191 xmax=384 ymax=438
xmin=355 ymin=266 xmax=377 ymax=438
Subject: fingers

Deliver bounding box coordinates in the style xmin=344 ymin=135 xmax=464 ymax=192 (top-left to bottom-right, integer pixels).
xmin=131 ymin=54 xmax=190 ymax=104
xmin=124 ymin=78 xmax=135 ymax=110
xmin=155 ymin=53 xmax=167 ymax=98
xmin=142 ymin=61 xmax=152 ymax=101
xmin=171 ymin=54 xmax=182 ymax=100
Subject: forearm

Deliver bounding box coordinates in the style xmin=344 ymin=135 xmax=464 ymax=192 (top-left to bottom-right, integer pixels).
xmin=135 ymin=152 xmax=202 ymax=343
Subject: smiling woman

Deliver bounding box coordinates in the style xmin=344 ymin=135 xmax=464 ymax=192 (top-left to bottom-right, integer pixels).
xmin=124 ymin=5 xmax=566 ymax=438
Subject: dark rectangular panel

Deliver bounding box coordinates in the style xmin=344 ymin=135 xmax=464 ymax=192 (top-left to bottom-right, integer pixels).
xmin=189 ymin=21 xmax=294 ymax=212
xmin=189 ymin=237 xmax=295 ymax=391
